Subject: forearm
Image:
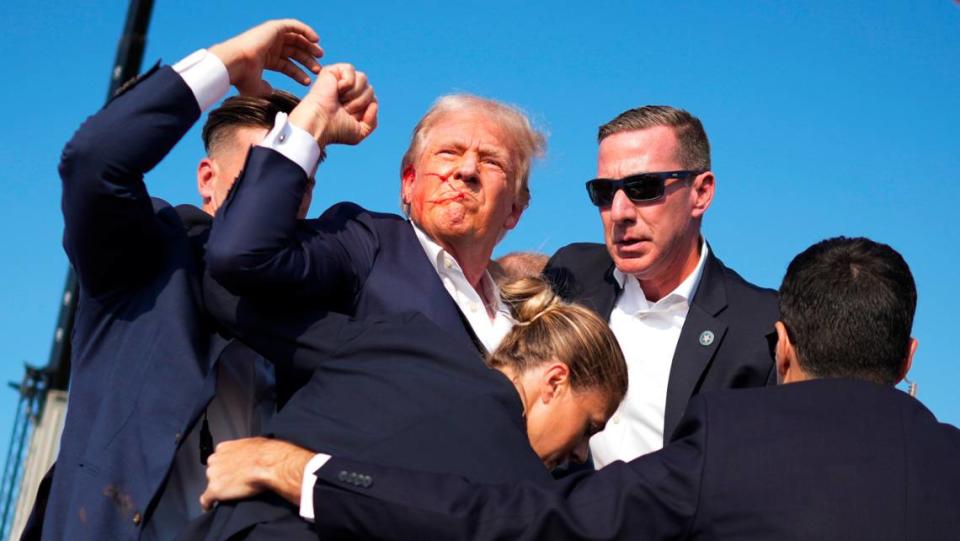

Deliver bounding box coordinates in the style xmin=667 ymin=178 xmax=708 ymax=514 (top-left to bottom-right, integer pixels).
xmin=205 ymin=146 xmax=312 ymax=288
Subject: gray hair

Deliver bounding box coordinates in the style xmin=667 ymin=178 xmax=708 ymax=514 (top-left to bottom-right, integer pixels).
xmin=399 ymin=94 xmax=546 ymax=216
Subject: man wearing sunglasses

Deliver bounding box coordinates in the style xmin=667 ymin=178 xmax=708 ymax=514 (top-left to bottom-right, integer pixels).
xmin=545 ymin=106 xmax=778 ymax=467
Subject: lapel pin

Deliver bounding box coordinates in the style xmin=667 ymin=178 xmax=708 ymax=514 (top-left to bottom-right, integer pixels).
xmin=699 ymin=330 xmax=715 ymax=347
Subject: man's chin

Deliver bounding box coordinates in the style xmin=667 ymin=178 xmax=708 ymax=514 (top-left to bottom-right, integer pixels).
xmin=610 ymin=252 xmax=653 ymax=278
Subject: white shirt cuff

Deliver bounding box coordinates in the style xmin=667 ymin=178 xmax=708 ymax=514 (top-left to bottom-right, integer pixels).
xmin=172 ymin=49 xmax=230 ymax=113
xmin=258 ymin=112 xmax=322 ymax=178
xmin=299 ymin=453 xmax=332 ymax=522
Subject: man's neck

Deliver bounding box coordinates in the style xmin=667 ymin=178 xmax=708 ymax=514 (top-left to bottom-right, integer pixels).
xmin=411 ymin=221 xmax=494 ymax=294
xmin=443 ymin=240 xmax=490 ymax=291
xmin=636 ymin=237 xmax=703 ymax=302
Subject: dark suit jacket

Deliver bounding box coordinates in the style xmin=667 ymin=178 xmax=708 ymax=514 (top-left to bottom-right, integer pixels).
xmin=544 ymin=242 xmax=778 ymax=442
xmin=206 ymin=165 xmax=487 ymax=404
xmin=310 ymin=379 xmax=960 ymax=540
xmin=205 ymin=159 xmax=485 ymax=356
xmin=181 ymin=278 xmax=552 ymax=540
xmin=39 ymin=65 xmax=232 ymax=540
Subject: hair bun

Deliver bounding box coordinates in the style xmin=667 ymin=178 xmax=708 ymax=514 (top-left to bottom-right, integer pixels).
xmin=500 ymin=276 xmax=559 ymax=324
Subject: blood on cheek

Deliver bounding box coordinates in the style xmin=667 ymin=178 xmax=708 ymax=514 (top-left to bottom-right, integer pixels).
xmin=425 ymin=166 xmax=469 ymax=205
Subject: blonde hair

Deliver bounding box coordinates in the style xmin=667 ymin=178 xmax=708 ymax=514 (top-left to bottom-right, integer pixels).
xmin=489 ymin=277 xmax=628 ymax=406
xmin=399 ymin=94 xmax=546 ymax=216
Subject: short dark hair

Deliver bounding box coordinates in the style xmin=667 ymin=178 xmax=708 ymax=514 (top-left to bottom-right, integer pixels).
xmin=597 ymin=105 xmax=711 ymax=170
xmin=202 ymin=90 xmax=300 ymax=154
xmin=779 ymin=237 xmax=917 ymax=385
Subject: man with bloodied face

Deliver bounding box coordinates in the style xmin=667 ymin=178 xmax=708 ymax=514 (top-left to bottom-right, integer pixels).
xmin=207 ymin=94 xmax=544 ymax=355
xmin=199 ymin=94 xmax=547 ymax=524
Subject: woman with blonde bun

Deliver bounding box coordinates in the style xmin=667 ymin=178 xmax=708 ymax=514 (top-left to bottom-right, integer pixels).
xmin=490 ymin=276 xmax=628 ymax=469
xmin=186 ymin=274 xmax=627 ymax=540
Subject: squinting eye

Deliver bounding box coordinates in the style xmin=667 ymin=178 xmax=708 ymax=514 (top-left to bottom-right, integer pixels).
xmin=481 ymin=159 xmax=504 ymax=170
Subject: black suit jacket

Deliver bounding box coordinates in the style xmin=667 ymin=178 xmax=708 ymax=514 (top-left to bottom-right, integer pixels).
xmin=37 ymin=65 xmax=236 ymax=541
xmin=181 ymin=278 xmax=552 ymax=540
xmin=310 ymin=379 xmax=960 ymax=540
xmin=544 ymin=242 xmax=778 ymax=442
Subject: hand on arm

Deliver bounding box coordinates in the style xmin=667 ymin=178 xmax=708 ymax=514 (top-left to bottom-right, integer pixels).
xmin=199 ymin=437 xmax=314 ymax=511
xmin=209 ymin=19 xmax=323 ymax=96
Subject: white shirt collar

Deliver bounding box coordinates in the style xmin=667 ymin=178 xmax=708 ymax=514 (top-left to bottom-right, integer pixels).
xmin=410 ymin=221 xmax=506 ymax=315
xmin=613 ymin=240 xmax=710 ymax=309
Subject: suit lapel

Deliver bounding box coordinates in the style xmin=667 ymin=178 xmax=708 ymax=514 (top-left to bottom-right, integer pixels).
xmin=396 ymin=223 xmax=488 ymax=357
xmin=578 ymin=261 xmax=621 ymax=320
xmin=663 ymin=251 xmax=728 ymax=442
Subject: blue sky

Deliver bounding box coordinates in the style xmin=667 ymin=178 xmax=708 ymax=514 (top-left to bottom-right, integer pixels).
xmin=0 ymin=1 xmax=958 ymax=464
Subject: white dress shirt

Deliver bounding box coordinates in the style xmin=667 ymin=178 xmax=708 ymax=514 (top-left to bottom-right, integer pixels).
xmin=410 ymin=223 xmax=514 ymax=353
xmin=589 ymin=242 xmax=709 ymax=468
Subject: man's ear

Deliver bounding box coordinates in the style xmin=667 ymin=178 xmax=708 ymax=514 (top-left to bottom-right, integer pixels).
xmin=690 ymin=171 xmax=715 ymax=219
xmin=774 ymin=321 xmax=794 ymax=385
xmin=537 ymin=361 xmax=571 ymax=405
xmin=197 ymin=157 xmax=217 ymax=207
xmin=502 ymin=200 xmax=525 ymax=232
xmin=400 ymin=165 xmax=416 ymax=207
xmin=897 ymin=338 xmax=919 ymax=384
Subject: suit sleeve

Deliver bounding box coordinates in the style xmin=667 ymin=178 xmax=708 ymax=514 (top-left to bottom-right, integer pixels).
xmin=201 ymin=268 xmax=364 ymax=374
xmin=205 ymin=149 xmax=378 ymax=300
xmin=308 ymin=398 xmax=709 ymax=540
xmin=60 ymin=65 xmax=201 ymax=297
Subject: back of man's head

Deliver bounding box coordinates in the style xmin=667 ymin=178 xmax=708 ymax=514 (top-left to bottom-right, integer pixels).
xmin=597 ymin=105 xmax=711 ymax=170
xmin=202 ymin=90 xmax=300 ymax=155
xmin=779 ymin=237 xmax=917 ymax=385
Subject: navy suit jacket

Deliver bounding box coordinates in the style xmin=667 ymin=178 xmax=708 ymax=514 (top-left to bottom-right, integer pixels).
xmin=180 ymin=277 xmax=552 ymax=540
xmin=544 ymin=242 xmax=778 ymax=443
xmin=309 ymin=379 xmax=960 ymax=540
xmin=206 ymin=157 xmax=483 ymax=352
xmin=40 ymin=65 xmax=231 ymax=540
xmin=206 ymin=162 xmax=487 ymax=403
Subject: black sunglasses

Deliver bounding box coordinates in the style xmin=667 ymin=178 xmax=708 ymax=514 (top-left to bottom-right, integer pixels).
xmin=585 ymin=170 xmax=704 ymax=207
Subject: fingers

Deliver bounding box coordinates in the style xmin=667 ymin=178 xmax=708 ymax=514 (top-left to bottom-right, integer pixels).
xmin=343 ymin=84 xmax=375 ymax=116
xmin=324 ymin=63 xmax=357 ymax=92
xmin=339 ymin=71 xmax=368 ymax=102
xmin=284 ymin=32 xmax=323 ymax=60
xmin=283 ymin=44 xmax=322 ymax=75
xmin=271 ymin=18 xmax=320 ymax=45
xmin=199 ymin=489 xmax=215 ymax=512
xmin=276 ymin=59 xmax=313 ymax=86
xmin=362 ymin=100 xmax=379 ymax=133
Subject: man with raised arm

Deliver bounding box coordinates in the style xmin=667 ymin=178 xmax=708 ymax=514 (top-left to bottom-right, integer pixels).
xmin=199 ymin=90 xmax=545 ymax=523
xmin=34 ymin=20 xmax=374 ymax=541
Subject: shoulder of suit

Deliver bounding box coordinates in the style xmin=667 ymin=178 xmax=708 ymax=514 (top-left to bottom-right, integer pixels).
xmin=546 ymin=242 xmax=612 ymax=279
xmin=543 ymin=243 xmax=612 ymax=300
xmin=708 ymin=253 xmax=778 ymax=312
xmin=313 ymin=201 xmax=406 ymax=226
xmin=105 ymin=61 xmax=164 ymax=106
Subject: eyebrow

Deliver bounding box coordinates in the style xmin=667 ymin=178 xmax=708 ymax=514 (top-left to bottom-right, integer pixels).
xmin=436 ymin=140 xmax=510 ymax=159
